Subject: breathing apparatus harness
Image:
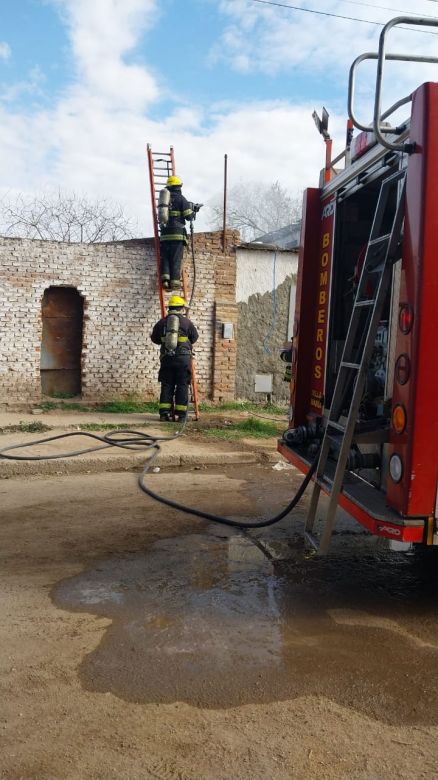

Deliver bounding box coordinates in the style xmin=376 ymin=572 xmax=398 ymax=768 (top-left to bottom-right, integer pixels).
xmin=163 ymin=312 xmax=181 ymax=356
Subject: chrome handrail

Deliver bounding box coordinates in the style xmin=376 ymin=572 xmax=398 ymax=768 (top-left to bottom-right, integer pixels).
xmin=374 ymin=17 xmax=438 ymax=151
xmin=347 ymin=17 xmax=438 ymax=152
xmin=348 ymin=53 xmax=427 ymax=133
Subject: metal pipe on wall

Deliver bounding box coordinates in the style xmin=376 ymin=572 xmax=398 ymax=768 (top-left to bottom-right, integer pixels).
xmin=222 ymin=153 xmax=228 ymax=253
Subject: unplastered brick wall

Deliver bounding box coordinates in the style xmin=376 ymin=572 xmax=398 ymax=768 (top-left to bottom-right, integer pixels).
xmin=188 ymin=230 xmax=239 ymax=401
xmin=0 ymin=231 xmax=239 ymax=407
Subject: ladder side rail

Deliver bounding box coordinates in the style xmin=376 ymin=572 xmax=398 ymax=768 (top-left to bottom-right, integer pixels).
xmin=317 ymin=259 xmax=396 ymax=553
xmin=147 ymin=144 xmax=166 ymax=318
xmin=328 ymin=174 xmax=405 ymax=450
xmin=148 ymin=144 xmax=199 ymax=420
xmin=181 ymin=248 xmax=199 ymax=420
xmin=313 ymin=178 xmax=396 ymax=465
xmin=305 ymin=174 xmax=406 ymax=551
xmin=328 ymin=170 xmax=402 ymax=420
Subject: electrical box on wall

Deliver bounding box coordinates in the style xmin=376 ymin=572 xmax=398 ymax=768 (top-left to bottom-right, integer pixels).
xmin=222 ymin=323 xmax=234 ymax=339
xmin=255 ymin=373 xmax=273 ymax=393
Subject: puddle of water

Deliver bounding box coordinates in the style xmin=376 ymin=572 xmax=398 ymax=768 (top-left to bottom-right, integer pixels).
xmin=53 ymin=533 xmax=438 ymax=724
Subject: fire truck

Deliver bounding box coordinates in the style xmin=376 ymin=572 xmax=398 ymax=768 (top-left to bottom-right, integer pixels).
xmin=278 ymin=17 xmax=438 ymax=553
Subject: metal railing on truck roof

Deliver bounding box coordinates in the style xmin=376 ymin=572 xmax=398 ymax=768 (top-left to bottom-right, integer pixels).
xmin=348 ymin=16 xmax=438 ymax=153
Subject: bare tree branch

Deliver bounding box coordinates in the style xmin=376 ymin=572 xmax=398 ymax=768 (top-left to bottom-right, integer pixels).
xmin=207 ymin=180 xmax=302 ymax=242
xmin=0 ymin=190 xmax=136 ymax=243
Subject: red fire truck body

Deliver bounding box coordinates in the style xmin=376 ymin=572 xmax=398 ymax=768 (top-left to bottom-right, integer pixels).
xmin=278 ymin=81 xmax=438 ymax=546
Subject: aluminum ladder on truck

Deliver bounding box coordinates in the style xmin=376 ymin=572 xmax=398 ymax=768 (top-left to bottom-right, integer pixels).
xmin=304 ymin=168 xmax=406 ymax=554
xmin=146 ymin=144 xmax=199 ymax=420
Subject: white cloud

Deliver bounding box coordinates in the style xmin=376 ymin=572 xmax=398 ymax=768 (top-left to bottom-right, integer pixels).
xmin=213 ymin=0 xmax=438 ymax=115
xmin=214 ymin=0 xmax=438 ymax=75
xmin=0 ymin=0 xmax=333 ymax=237
xmin=1 ymin=0 xmax=437 ymax=240
xmin=0 ymin=65 xmax=45 ymax=103
xmin=52 ymin=0 xmax=160 ymax=108
xmin=0 ymin=42 xmax=11 ymax=61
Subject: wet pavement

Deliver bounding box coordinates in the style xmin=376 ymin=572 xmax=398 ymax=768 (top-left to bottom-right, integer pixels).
xmin=53 ymin=525 xmax=438 ymax=726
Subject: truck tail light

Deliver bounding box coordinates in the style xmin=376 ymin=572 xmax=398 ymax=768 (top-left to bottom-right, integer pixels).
xmin=389 ymin=454 xmax=403 ymax=483
xmin=392 ymin=404 xmax=407 ymax=434
xmin=399 ymin=303 xmax=414 ymax=334
xmin=395 ymin=353 xmax=411 ymax=385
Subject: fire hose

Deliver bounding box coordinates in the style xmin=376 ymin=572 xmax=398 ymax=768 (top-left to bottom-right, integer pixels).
xmin=0 ymin=422 xmax=318 ymax=530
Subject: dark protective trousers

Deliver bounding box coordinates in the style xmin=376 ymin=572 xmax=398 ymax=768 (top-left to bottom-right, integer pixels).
xmin=160 ymin=241 xmax=184 ymax=288
xmin=158 ymin=354 xmax=192 ymax=417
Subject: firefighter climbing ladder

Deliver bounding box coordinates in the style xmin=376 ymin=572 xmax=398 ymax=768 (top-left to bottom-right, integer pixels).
xmin=146 ymin=144 xmax=199 ymax=420
xmin=305 ymin=168 xmax=406 ymax=554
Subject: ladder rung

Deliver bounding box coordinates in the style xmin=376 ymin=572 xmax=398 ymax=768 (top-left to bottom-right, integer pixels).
xmin=153 ymin=152 xmax=172 ymax=158
xmin=327 ymin=420 xmax=345 ymax=432
xmin=316 ymin=473 xmax=333 ymax=489
xmin=368 ymin=233 xmax=391 ymax=246
xmin=355 ymin=299 xmax=376 ymax=307
xmin=341 ymin=361 xmax=360 ymax=370
xmin=384 ymin=169 xmax=406 ymax=184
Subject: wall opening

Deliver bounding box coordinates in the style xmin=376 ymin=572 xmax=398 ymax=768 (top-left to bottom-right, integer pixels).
xmin=40 ymin=286 xmax=83 ymax=397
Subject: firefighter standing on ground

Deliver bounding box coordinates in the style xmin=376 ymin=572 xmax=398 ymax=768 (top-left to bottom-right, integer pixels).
xmin=150 ymin=295 xmax=199 ymax=421
xmin=158 ymin=175 xmax=201 ymax=290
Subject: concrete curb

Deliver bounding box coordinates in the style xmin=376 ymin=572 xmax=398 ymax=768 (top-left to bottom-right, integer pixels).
xmin=0 ymin=448 xmax=277 ymax=479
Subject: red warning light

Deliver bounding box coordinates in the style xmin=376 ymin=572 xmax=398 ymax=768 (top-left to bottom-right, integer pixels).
xmin=399 ymin=304 xmax=414 ymax=335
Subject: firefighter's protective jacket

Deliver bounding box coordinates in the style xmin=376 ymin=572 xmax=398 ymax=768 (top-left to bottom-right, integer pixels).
xmin=151 ymin=313 xmax=199 ymax=358
xmin=160 ymin=187 xmax=194 ymax=245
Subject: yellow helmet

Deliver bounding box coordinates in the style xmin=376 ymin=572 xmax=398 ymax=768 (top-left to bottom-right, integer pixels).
xmin=166 ymin=175 xmax=182 ymax=187
xmin=168 ymin=295 xmax=186 ymax=308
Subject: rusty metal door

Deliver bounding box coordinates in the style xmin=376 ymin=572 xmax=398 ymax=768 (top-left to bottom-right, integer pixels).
xmin=40 ymin=287 xmax=83 ymax=397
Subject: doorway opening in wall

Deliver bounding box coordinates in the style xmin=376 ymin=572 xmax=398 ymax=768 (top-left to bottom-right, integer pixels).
xmin=40 ymin=286 xmax=84 ymax=397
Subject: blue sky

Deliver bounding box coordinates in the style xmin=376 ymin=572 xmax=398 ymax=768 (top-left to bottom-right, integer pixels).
xmin=1 ymin=0 xmax=437 ymax=234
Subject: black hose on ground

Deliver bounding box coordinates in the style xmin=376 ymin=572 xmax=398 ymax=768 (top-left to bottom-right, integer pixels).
xmin=0 ymin=424 xmax=186 ymax=461
xmin=0 ymin=423 xmax=318 ymax=530
xmin=137 ymin=442 xmax=319 ymax=529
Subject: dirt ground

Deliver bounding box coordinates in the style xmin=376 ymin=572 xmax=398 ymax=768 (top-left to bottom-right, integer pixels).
xmin=1 ymin=462 xmax=438 ymax=780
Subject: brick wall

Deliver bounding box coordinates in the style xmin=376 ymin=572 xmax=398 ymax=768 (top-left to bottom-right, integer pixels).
xmin=0 ymin=231 xmax=238 ymax=407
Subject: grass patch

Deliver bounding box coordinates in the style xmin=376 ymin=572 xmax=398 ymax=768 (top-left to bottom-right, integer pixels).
xmin=198 ymin=400 xmax=287 ymax=416
xmin=40 ymin=401 xmax=90 ymax=412
xmin=37 ymin=398 xmax=286 ymax=417
xmin=0 ymin=420 xmax=52 ymax=434
xmin=202 ymin=417 xmax=283 ymax=440
xmin=38 ymin=399 xmax=159 ymax=414
xmin=94 ymin=400 xmax=159 ymax=414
